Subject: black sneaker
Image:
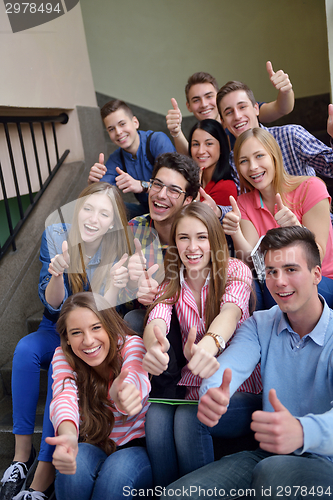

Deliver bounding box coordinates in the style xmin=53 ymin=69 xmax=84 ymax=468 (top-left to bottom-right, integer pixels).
xmin=12 ymin=483 xmax=54 ymax=500
xmin=0 ymin=447 xmax=36 ymax=500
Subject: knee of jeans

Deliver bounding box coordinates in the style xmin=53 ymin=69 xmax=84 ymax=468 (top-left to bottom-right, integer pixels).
xmin=251 ymin=456 xmax=277 ymax=490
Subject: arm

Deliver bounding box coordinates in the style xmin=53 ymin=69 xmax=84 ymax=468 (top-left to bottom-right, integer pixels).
xmin=259 ymin=61 xmax=294 ymax=123
xmin=45 ymin=421 xmax=78 ymax=475
xmin=165 ymin=98 xmax=189 ymax=155
xmin=45 ymin=240 xmax=70 ymax=309
xmin=301 ymin=199 xmax=330 ymax=262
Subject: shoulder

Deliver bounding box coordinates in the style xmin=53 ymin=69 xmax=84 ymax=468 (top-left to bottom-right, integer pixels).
xmin=266 ymin=123 xmax=310 ymax=141
xmin=43 ymin=223 xmax=70 ymax=241
xmin=128 ymin=214 xmax=150 ymax=228
xmin=227 ymin=258 xmax=252 ymax=281
xmin=149 ymin=130 xmax=175 ymax=152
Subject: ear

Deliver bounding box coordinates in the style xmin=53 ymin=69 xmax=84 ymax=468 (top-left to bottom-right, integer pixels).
xmin=254 ymin=102 xmax=260 ymax=117
xmin=132 ymin=116 xmax=139 ymax=130
xmin=313 ymin=265 xmax=322 ymax=286
xmin=67 ymin=340 xmax=71 ymax=345
xmin=186 ymin=101 xmax=192 ymax=113
xmin=183 ymin=196 xmax=193 ymax=207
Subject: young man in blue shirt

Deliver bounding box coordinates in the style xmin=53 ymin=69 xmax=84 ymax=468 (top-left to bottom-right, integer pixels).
xmin=165 ymin=226 xmax=333 ymax=499
xmin=88 ymin=99 xmax=175 ymax=219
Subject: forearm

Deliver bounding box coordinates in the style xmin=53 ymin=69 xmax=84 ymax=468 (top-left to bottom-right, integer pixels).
xmin=205 ymin=303 xmax=242 ymax=345
xmin=45 ymin=275 xmax=66 ymax=309
xmin=231 ymin=230 xmax=254 ymax=264
xmin=172 ymin=131 xmax=189 ymax=155
xmin=259 ymin=90 xmax=294 ymax=123
xmin=57 ymin=421 xmax=78 ymax=438
xmin=143 ymin=318 xmax=167 ymax=350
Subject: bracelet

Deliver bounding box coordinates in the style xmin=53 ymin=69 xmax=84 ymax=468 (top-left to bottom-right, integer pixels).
xmin=205 ymin=332 xmax=225 ymax=356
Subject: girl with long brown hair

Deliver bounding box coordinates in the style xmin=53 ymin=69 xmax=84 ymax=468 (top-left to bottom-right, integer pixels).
xmin=45 ymin=292 xmax=152 ymax=500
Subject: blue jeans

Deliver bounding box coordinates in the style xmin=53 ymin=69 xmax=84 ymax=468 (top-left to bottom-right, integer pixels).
xmin=165 ymin=449 xmax=333 ymax=499
xmin=12 ymin=315 xmax=59 ymax=462
xmin=55 ymin=442 xmax=153 ymax=500
xmin=145 ymin=393 xmax=262 ymax=487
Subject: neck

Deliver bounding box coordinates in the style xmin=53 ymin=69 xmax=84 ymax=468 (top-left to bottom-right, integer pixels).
xmin=287 ymin=295 xmax=324 ymax=338
xmin=202 ymin=165 xmax=215 ymax=188
xmin=185 ymin=267 xmax=209 ymax=293
xmin=259 ymin=186 xmax=276 ymax=213
xmin=124 ymin=131 xmax=140 ymax=156
xmin=153 ymin=219 xmax=172 ymax=245
xmin=84 ymin=239 xmax=101 ymax=258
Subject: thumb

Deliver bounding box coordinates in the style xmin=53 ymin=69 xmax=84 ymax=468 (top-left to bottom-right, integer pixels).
xmin=186 ymin=326 xmax=197 ymax=353
xmin=266 ymin=60 xmax=274 ymax=78
xmin=113 ymin=253 xmax=128 ymax=270
xmin=116 ymin=166 xmax=124 ymax=175
xmin=229 ymin=195 xmax=240 ymax=216
xmin=115 ymin=368 xmax=130 ymax=388
xmin=62 ymin=240 xmax=70 ymax=264
xmin=275 ymin=193 xmax=284 ymax=211
xmin=329 ymin=104 xmax=333 ymax=117
xmin=134 ymin=238 xmax=142 ymax=254
xmin=220 ymin=368 xmax=232 ymax=392
xmin=153 ymin=325 xmax=168 ymax=352
xmin=45 ymin=435 xmax=72 ymax=448
xmin=171 ymin=97 xmax=179 ymax=110
xmin=99 ymin=153 xmax=104 ymax=165
xmin=268 ymin=388 xmax=286 ymax=412
xmin=147 ymin=263 xmax=159 ymax=278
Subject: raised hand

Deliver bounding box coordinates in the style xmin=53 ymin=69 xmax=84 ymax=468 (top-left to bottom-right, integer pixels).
xmin=48 ymin=240 xmax=70 ymax=277
xmin=200 ymin=187 xmax=221 ymax=217
xmin=128 ymin=238 xmax=147 ymax=282
xmin=274 ymin=193 xmax=300 ymax=227
xmin=166 ymin=98 xmax=182 ymax=138
xmin=184 ymin=326 xmax=220 ymax=379
xmin=109 ymin=369 xmax=142 ymax=416
xmin=251 ymin=389 xmax=304 ymax=454
xmin=222 ymin=196 xmax=241 ymax=235
xmin=110 ymin=253 xmax=129 ymax=289
xmin=266 ymin=61 xmax=292 ymax=94
xmin=45 ymin=434 xmax=78 ymax=475
xmin=115 ymin=166 xmax=142 ymax=194
xmin=197 ymin=368 xmax=232 ymax=427
xmin=137 ymin=264 xmax=159 ymax=305
xmin=142 ymin=324 xmax=170 ymax=375
xmin=88 ymin=153 xmax=107 ymax=184
xmin=327 ymin=104 xmax=333 ymax=139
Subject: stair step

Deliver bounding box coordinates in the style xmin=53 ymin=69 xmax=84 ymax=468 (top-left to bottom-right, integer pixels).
xmin=0 ymin=363 xmax=48 ymax=397
xmin=26 ymin=310 xmax=44 ymax=335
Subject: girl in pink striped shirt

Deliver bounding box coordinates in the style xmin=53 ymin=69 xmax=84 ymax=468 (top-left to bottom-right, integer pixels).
xmin=142 ymin=203 xmax=262 ymax=487
xmin=46 ymin=292 xmax=152 ymax=500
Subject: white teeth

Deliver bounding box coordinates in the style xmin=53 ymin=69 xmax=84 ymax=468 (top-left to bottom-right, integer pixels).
xmin=235 ymin=121 xmax=247 ymax=129
xmin=277 ymin=292 xmax=293 ymax=297
xmin=250 ymin=172 xmax=264 ymax=179
xmin=83 ymin=346 xmax=101 ymax=354
xmin=201 ymin=110 xmax=212 ymax=115
xmin=187 ymin=255 xmax=202 ymax=260
xmin=154 ymin=202 xmax=168 ymax=208
xmin=85 ymin=224 xmax=98 ymax=231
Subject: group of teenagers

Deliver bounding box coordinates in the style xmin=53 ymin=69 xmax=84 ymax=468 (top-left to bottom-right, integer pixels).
xmin=2 ymin=61 xmax=333 ymax=500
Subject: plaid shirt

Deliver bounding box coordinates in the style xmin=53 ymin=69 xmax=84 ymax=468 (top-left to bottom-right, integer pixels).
xmin=220 ymin=123 xmax=333 ymax=220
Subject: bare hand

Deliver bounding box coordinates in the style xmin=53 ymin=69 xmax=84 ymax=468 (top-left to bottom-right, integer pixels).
xmin=88 ymin=153 xmax=107 ymax=184
xmin=142 ymin=324 xmax=170 ymax=375
xmin=128 ymin=238 xmax=147 ymax=282
xmin=222 ymin=196 xmax=241 ymax=235
xmin=251 ymin=389 xmax=304 ymax=454
xmin=274 ymin=193 xmax=301 ymax=227
xmin=45 ymin=434 xmax=78 ymax=475
xmin=266 ymin=61 xmax=292 ymax=93
xmin=184 ymin=326 xmax=220 ymax=379
xmin=109 ymin=369 xmax=142 ymax=416
xmin=48 ymin=240 xmax=70 ymax=277
xmin=137 ymin=264 xmax=159 ymax=305
xmin=197 ymin=369 xmax=232 ymax=427
xmin=166 ymin=98 xmax=182 ymax=138
xmin=110 ymin=253 xmax=129 ymax=289
xmin=200 ymin=187 xmax=221 ymax=217
xmin=115 ymin=167 xmax=142 ymax=194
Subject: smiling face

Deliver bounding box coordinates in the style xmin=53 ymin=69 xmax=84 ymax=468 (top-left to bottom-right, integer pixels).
xmin=238 ymin=137 xmax=275 ymax=194
xmin=78 ymin=192 xmax=114 ymax=248
xmin=190 ymin=129 xmax=220 ymax=172
xmin=175 ymin=216 xmax=211 ymax=277
xmin=265 ymin=245 xmax=321 ymax=319
xmin=103 ymin=109 xmax=140 ymax=154
xmin=186 ymin=83 xmax=219 ymax=121
xmin=219 ymin=90 xmax=259 ymax=138
xmin=66 ymin=307 xmax=110 ymax=374
xmin=148 ymin=167 xmax=192 ymax=224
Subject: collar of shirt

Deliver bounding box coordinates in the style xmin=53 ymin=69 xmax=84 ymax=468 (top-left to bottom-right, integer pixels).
xmin=276 ymin=295 xmax=329 ymax=347
xmin=179 ymin=264 xmax=210 ymax=289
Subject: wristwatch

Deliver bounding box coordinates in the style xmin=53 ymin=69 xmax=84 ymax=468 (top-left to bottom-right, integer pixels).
xmin=205 ymin=332 xmax=225 ymax=356
xmin=141 ymin=180 xmax=150 ymax=193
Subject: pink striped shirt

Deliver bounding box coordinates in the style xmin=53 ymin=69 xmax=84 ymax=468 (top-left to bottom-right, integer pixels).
xmin=50 ymin=335 xmax=150 ymax=447
xmin=148 ymin=258 xmax=262 ymax=399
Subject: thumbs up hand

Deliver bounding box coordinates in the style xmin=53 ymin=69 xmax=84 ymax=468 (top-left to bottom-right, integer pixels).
xmin=251 ymin=389 xmax=304 ymax=454
xmin=166 ymin=98 xmax=183 ymax=138
xmin=142 ymin=324 xmax=170 ymax=375
xmin=49 ymin=240 xmax=70 ymax=276
xmin=88 ymin=153 xmax=107 ymax=184
xmin=109 ymin=369 xmax=142 ymax=416
xmin=137 ymin=264 xmax=159 ymax=305
xmin=274 ymin=193 xmax=301 ymax=227
xmin=197 ymin=368 xmax=232 ymax=427
xmin=184 ymin=326 xmax=220 ymax=379
xmin=222 ymin=196 xmax=241 ymax=235
xmin=110 ymin=253 xmax=129 ymax=289
xmin=128 ymin=238 xmax=147 ymax=282
xmin=266 ymin=61 xmax=292 ymax=94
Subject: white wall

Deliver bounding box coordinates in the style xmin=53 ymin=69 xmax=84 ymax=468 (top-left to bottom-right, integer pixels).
xmin=80 ymin=0 xmax=330 ymax=117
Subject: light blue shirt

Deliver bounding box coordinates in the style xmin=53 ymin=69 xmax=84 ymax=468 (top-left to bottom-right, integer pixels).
xmin=200 ymin=299 xmax=333 ymax=460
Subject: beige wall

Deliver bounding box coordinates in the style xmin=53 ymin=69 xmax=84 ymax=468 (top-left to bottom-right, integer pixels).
xmin=80 ymin=0 xmax=330 ymax=117
xmin=0 ymin=2 xmax=98 ymax=198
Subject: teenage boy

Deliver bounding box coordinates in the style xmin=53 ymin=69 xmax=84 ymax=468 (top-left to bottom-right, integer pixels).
xmin=165 ymin=226 xmax=333 ymax=498
xmin=166 ymin=61 xmax=294 ymax=154
xmin=88 ymin=99 xmax=175 ymax=219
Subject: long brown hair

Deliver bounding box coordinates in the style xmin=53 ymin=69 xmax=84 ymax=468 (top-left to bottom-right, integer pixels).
xmin=66 ymin=182 xmax=132 ymax=295
xmin=234 ymin=128 xmax=309 ymax=205
xmin=57 ymin=292 xmax=136 ymax=455
xmin=146 ymin=203 xmax=229 ymax=329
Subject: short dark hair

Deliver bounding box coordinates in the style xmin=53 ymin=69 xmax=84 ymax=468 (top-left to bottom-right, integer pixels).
xmin=217 ymin=81 xmax=256 ymax=117
xmin=185 ymin=72 xmax=219 ymax=102
xmin=100 ymin=99 xmax=134 ymax=120
xmin=260 ymin=226 xmax=321 ymax=271
xmin=151 ymin=152 xmax=201 ymax=200
xmin=188 ymin=119 xmax=233 ymax=184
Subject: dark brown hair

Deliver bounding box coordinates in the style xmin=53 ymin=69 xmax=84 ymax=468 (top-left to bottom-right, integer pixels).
xmin=185 ymin=72 xmax=219 ymax=102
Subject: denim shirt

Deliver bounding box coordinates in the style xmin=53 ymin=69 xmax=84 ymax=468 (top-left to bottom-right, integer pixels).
xmin=38 ymin=223 xmax=102 ymax=320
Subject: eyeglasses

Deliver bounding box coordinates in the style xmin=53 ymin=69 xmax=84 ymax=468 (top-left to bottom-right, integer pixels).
xmin=149 ymin=179 xmax=187 ymax=199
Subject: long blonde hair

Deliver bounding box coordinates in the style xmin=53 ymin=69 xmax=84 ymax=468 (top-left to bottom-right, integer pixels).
xmin=66 ymin=183 xmax=132 ymax=294
xmin=234 ymin=128 xmax=309 ymax=205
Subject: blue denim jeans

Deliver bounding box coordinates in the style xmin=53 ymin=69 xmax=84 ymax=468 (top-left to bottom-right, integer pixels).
xmin=165 ymin=449 xmax=333 ymax=499
xmin=55 ymin=442 xmax=153 ymax=500
xmin=145 ymin=392 xmax=262 ymax=487
xmin=12 ymin=315 xmax=59 ymax=461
